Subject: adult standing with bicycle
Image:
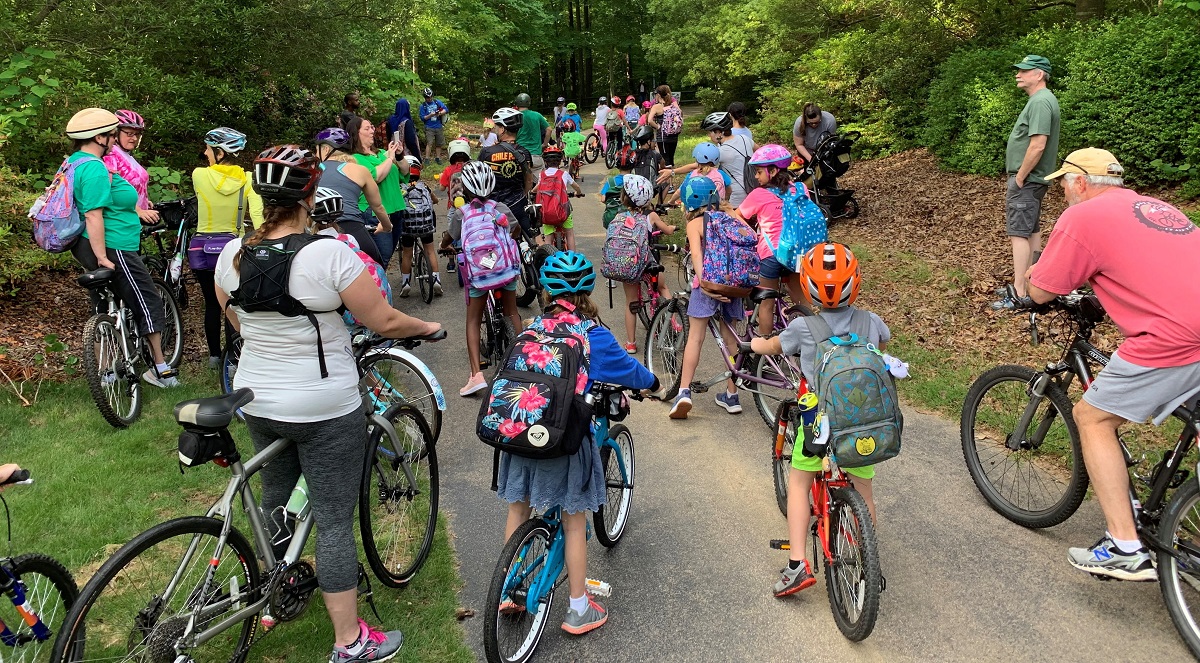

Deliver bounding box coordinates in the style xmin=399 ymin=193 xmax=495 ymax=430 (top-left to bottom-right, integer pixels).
xmin=103 ymin=110 xmax=159 ymax=225
xmin=214 ymin=145 xmax=441 ymax=662
xmin=1021 ymin=148 xmax=1200 ymax=581
xmin=192 ymin=127 xmax=263 ymax=368
xmin=65 ymin=108 xmax=178 ymax=388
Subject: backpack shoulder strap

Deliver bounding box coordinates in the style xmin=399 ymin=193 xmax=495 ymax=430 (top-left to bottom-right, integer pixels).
xmin=847 ymin=308 xmax=874 ymax=343
xmin=806 ymin=313 xmax=835 ymax=344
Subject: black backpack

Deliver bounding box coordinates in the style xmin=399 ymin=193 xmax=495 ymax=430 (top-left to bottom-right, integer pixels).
xmin=228 ymin=233 xmax=341 ymax=378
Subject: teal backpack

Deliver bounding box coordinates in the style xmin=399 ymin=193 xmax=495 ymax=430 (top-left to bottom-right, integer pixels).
xmin=602 ymin=175 xmax=624 ymax=228
xmin=808 ymin=311 xmax=902 ymax=468
xmin=767 ymin=183 xmax=827 ymax=272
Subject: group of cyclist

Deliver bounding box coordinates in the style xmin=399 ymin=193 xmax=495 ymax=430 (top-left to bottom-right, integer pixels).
xmin=48 ymin=85 xmax=1200 ymax=660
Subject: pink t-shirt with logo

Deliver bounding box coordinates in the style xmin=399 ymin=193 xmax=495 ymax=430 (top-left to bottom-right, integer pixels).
xmin=738 ymin=186 xmax=784 ymax=261
xmin=1030 ymin=187 xmax=1200 ymax=367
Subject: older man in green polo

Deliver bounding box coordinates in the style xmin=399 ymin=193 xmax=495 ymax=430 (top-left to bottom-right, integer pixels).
xmin=993 ymin=54 xmax=1061 ymax=310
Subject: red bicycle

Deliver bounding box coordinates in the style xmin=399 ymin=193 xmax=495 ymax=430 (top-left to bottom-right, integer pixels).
xmin=770 ymin=391 xmax=882 ymax=642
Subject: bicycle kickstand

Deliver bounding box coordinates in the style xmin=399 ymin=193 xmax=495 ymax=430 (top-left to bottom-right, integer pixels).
xmin=357 ymin=563 xmax=383 ymax=622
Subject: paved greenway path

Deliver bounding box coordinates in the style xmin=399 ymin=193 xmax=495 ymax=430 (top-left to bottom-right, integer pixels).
xmin=395 ymin=155 xmax=1189 ymax=662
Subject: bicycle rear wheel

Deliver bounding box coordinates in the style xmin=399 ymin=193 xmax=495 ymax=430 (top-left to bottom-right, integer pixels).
xmin=644 ymin=299 xmax=688 ymax=400
xmin=83 ymin=314 xmax=141 ymax=429
xmin=358 ymin=350 xmax=443 ymax=441
xmin=415 ymin=246 xmax=433 ymax=304
xmin=1158 ymin=477 xmax=1200 ymax=659
xmin=153 ymin=279 xmax=183 ymax=368
xmin=635 ymin=281 xmax=653 ymax=331
xmin=583 ymin=134 xmax=600 ymax=164
xmin=772 ymin=401 xmax=796 ymax=517
xmin=751 ymin=353 xmax=804 ymax=429
xmin=960 ymin=365 xmax=1087 ymax=528
xmin=595 ymin=424 xmax=635 ymax=547
xmin=4 ymin=553 xmax=78 ymax=663
xmin=483 ymin=518 xmax=557 ymax=663
xmin=50 ymin=516 xmax=259 ymax=663
xmin=361 ymin=404 xmax=439 ymax=588
xmin=824 ymin=486 xmax=881 ymax=642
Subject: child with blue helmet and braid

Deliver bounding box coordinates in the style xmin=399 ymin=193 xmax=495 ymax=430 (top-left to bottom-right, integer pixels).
xmin=491 ymin=250 xmax=661 ymax=636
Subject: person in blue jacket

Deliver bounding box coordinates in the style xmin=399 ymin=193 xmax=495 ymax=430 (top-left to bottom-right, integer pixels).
xmin=493 ymin=251 xmax=661 ymax=637
xmin=385 ymin=98 xmax=422 ymax=160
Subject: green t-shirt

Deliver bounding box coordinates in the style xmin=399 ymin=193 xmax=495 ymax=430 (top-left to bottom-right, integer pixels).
xmin=561 ymin=131 xmax=586 ymax=158
xmin=353 ymin=151 xmax=406 ymax=214
xmin=1005 ymin=88 xmax=1060 ymax=185
xmin=73 ymin=152 xmax=142 ymax=252
xmin=516 ymin=110 xmax=550 ymax=156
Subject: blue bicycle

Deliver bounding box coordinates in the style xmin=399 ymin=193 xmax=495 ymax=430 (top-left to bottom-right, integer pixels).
xmin=483 ymin=383 xmax=639 ymax=663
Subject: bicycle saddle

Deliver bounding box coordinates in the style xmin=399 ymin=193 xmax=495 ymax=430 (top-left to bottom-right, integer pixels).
xmin=750 ymin=287 xmax=782 ymax=303
xmin=175 ymin=388 xmax=254 ymax=431
xmin=77 ymin=268 xmax=115 ymax=289
xmin=645 ymin=263 xmax=666 ymax=275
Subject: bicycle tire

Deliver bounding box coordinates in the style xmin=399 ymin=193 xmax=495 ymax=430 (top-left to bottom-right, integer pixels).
xmin=358 ymin=350 xmax=444 ymax=442
xmin=483 ymin=518 xmax=557 ymax=663
xmin=50 ymin=516 xmax=259 ymax=663
xmin=219 ymin=333 xmax=245 ymax=422
xmin=636 ymin=281 xmax=653 ymax=331
xmin=960 ymin=365 xmax=1088 ymax=528
xmin=361 ymin=404 xmax=439 ymax=588
xmin=1158 ymin=477 xmax=1200 ymax=659
xmin=595 ymin=424 xmax=636 ymax=547
xmin=583 ymin=134 xmax=600 ymax=164
xmin=751 ymin=353 xmax=804 ymax=430
xmin=824 ymin=486 xmax=881 ymax=642
xmin=415 ymin=246 xmax=434 ymax=304
xmin=4 ymin=553 xmax=79 ymax=663
xmin=676 ymin=251 xmax=694 ymax=294
xmin=492 ymin=314 xmax=517 ymax=367
xmin=604 ymin=141 xmax=617 ymax=169
xmin=515 ymin=258 xmax=540 ymax=308
xmin=772 ymin=401 xmax=795 ymax=517
xmin=83 ymin=314 xmax=141 ymax=429
xmin=153 ymin=278 xmax=183 ymax=368
xmin=644 ymin=299 xmax=688 ymax=400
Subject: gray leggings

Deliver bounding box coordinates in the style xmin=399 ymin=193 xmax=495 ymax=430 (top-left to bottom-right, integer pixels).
xmin=245 ymin=406 xmax=366 ymax=593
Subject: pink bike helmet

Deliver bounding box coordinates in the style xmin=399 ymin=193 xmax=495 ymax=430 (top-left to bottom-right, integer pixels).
xmin=749 ymin=144 xmax=794 ymax=170
xmin=642 ymin=101 xmax=652 ymax=109
xmin=115 ymin=109 xmax=145 ymax=130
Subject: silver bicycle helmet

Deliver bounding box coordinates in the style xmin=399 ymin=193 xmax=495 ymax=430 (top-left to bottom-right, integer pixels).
xmin=460 ymin=161 xmax=496 ymax=198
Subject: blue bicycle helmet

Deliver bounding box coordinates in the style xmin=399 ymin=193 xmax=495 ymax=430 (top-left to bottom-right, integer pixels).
xmin=681 ymin=175 xmax=718 ymax=211
xmin=692 ymin=141 xmax=721 ymax=165
xmin=204 ymin=127 xmax=247 ymax=154
xmin=539 ymin=250 xmax=595 ymax=296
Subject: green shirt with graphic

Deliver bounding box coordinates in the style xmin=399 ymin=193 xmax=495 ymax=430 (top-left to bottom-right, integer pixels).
xmin=73 ymin=152 xmax=142 ymax=252
xmin=1005 ymin=88 xmax=1060 ymax=185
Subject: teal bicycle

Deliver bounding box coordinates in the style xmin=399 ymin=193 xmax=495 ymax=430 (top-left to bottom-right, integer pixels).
xmin=483 ymin=383 xmax=639 ymax=663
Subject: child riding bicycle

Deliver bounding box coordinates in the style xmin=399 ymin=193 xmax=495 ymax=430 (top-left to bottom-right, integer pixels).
xmin=538 ymin=145 xmax=584 ymax=250
xmin=749 ymin=242 xmax=892 ymax=597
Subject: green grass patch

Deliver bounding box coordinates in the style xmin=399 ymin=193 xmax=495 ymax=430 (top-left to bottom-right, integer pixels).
xmin=0 ymin=374 xmax=471 ymax=663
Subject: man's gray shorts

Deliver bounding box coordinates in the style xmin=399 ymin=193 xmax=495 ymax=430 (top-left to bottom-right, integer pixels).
xmin=1005 ymin=175 xmax=1048 ymax=238
xmin=1083 ymin=350 xmax=1200 ymax=425
xmin=425 ymin=127 xmax=446 ymax=147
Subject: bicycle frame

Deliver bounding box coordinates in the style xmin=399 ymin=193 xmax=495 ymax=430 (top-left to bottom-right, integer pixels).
xmin=692 ymin=298 xmax=801 ymax=396
xmin=810 ymin=459 xmax=855 ymax=563
xmin=96 ymin=287 xmax=143 ymax=375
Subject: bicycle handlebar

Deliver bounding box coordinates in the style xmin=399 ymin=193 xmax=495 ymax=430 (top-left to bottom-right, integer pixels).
xmin=1 ymin=469 xmax=30 ymax=486
xmin=650 ymin=243 xmax=685 ymax=254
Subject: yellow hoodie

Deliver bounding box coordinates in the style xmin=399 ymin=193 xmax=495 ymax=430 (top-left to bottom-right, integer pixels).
xmin=192 ymin=164 xmax=264 ymax=234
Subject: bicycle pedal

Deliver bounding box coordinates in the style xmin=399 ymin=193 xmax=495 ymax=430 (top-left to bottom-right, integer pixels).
xmin=688 ymin=382 xmax=708 ymax=394
xmin=769 ymin=539 xmax=790 ymax=550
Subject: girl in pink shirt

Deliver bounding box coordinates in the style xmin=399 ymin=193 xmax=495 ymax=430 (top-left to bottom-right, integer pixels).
xmin=103 ymin=109 xmax=159 ymax=223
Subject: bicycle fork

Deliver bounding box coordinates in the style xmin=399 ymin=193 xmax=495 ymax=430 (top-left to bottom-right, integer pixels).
xmin=0 ymin=571 xmax=50 ymax=644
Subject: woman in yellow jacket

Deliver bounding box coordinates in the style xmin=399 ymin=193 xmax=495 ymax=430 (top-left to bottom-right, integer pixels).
xmin=191 ymin=127 xmax=264 ymax=367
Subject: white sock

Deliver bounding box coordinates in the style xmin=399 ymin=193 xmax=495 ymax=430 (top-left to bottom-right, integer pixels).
xmin=156 ymin=362 xmax=171 ymax=373
xmin=569 ymin=593 xmax=588 ymax=616
xmin=1108 ymin=532 xmax=1142 ymax=554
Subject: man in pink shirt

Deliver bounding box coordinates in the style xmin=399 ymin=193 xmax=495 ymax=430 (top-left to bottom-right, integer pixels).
xmin=1026 ymin=148 xmax=1200 ymax=581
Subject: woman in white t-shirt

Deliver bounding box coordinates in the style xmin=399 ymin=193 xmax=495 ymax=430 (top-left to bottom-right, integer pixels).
xmin=593 ymin=97 xmax=610 ymax=152
xmin=214 ymin=145 xmax=440 ymax=663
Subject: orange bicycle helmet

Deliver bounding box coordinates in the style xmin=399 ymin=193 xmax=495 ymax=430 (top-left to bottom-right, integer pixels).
xmin=801 ymin=242 xmax=860 ymax=309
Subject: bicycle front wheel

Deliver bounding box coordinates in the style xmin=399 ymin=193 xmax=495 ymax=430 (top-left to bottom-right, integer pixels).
xmin=83 ymin=314 xmax=141 ymax=428
xmin=483 ymin=518 xmax=557 ymax=663
xmin=361 ymin=404 xmax=439 ymax=588
xmin=772 ymin=401 xmax=796 ymax=517
xmin=51 ymin=516 xmax=260 ymax=663
xmin=1158 ymin=477 xmax=1200 ymax=659
xmin=644 ymin=299 xmax=688 ymax=400
xmin=154 ymin=278 xmax=183 ymax=368
xmin=824 ymin=486 xmax=881 ymax=642
xmin=358 ymin=350 xmax=444 ymax=441
xmin=751 ymin=353 xmax=804 ymax=429
xmin=595 ymin=424 xmax=636 ymax=547
xmin=4 ymin=553 xmax=78 ymax=663
xmin=960 ymin=365 xmax=1087 ymax=528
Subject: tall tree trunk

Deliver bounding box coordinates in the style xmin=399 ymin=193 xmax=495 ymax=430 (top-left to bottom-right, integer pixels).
xmin=1076 ymin=0 xmax=1105 ymax=20
xmin=583 ymin=0 xmax=593 ymax=100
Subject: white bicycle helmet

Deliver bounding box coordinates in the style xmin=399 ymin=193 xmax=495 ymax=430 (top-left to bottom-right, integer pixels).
xmin=491 ymin=107 xmax=524 ymax=132
xmin=460 ymin=161 xmax=496 ymax=198
xmin=403 ymin=155 xmax=422 ymax=168
xmin=204 ymin=127 xmax=247 ymax=154
xmin=622 ymin=174 xmax=654 ymax=207
xmin=311 ymin=187 xmax=343 ymax=221
xmin=448 ymin=139 xmax=471 ymax=159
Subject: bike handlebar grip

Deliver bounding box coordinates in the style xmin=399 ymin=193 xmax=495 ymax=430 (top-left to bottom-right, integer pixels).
xmin=738 ymin=341 xmax=753 ymax=354
xmin=1 ymin=469 xmax=30 ymax=486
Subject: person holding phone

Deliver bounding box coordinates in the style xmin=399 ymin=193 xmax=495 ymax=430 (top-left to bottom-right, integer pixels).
xmin=386 ymin=98 xmax=422 ymax=159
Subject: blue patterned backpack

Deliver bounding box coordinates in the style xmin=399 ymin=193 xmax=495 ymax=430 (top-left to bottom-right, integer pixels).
xmin=768 ymin=183 xmax=827 ymax=273
xmin=699 ymin=210 xmax=760 ymax=298
xmin=477 ymin=307 xmax=594 ymax=460
xmin=808 ymin=311 xmax=902 ymax=468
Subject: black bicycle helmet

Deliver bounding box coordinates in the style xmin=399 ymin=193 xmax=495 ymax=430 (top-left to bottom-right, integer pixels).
xmin=700 ymin=111 xmax=733 ymax=133
xmin=631 ymin=125 xmax=654 ymax=145
xmin=492 ymin=107 xmax=524 ymax=132
xmin=513 ymin=93 xmax=532 ymax=108
xmin=252 ymin=145 xmax=321 ymax=206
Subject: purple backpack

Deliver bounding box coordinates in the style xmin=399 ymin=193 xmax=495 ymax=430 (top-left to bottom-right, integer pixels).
xmin=460 ymin=199 xmax=520 ymax=291
xmin=29 ymin=155 xmax=102 ymax=253
xmin=699 ymin=210 xmax=760 ymax=298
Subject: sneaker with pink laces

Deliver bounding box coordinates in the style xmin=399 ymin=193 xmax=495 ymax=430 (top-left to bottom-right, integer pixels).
xmin=328 ymin=618 xmax=403 ymax=662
